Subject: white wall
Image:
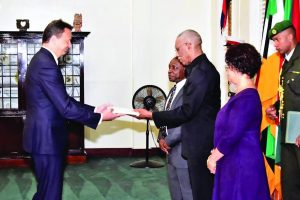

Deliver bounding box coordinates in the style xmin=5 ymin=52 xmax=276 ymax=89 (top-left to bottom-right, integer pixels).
xmin=0 ymin=0 xmax=262 ymax=149
xmin=231 ymin=0 xmax=263 ymax=50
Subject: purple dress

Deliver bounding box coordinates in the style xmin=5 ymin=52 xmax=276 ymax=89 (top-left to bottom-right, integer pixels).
xmin=213 ymin=88 xmax=270 ymax=200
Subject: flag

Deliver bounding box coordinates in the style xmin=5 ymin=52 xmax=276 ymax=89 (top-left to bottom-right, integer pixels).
xmin=260 ymin=0 xmax=284 ymax=58
xmin=257 ymin=1 xmax=300 ymax=199
xmin=283 ymin=0 xmax=300 ymax=41
xmin=292 ymin=0 xmax=300 ymax=41
xmin=256 ymin=0 xmax=286 ymax=199
xmin=220 ymin=0 xmax=232 ymax=33
xmin=284 ymin=0 xmax=292 ymax=20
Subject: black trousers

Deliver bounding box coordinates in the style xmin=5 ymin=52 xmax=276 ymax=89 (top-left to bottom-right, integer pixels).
xmin=187 ymin=155 xmax=214 ymax=200
xmin=281 ymin=144 xmax=300 ymax=200
xmin=31 ymin=154 xmax=65 ymax=200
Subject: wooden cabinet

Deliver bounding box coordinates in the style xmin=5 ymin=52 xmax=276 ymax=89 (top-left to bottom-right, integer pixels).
xmin=0 ymin=31 xmax=90 ymax=164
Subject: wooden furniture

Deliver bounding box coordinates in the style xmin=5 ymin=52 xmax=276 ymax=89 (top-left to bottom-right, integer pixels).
xmin=0 ymin=31 xmax=90 ymax=166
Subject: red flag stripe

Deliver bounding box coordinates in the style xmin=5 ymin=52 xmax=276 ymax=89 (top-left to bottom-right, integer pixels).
xmin=220 ymin=0 xmax=231 ymax=32
xmin=292 ymin=0 xmax=300 ymax=42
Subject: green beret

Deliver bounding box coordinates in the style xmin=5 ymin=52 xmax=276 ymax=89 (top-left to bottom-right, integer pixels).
xmin=268 ymin=20 xmax=293 ymax=39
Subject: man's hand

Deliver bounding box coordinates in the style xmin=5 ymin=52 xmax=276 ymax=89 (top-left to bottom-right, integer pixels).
xmin=159 ymin=139 xmax=170 ymax=154
xmin=96 ymin=104 xmax=123 ymax=121
xmin=266 ymin=105 xmax=278 ymax=120
xmin=95 ymin=104 xmax=112 ymax=113
xmin=133 ymin=109 xmax=153 ymax=119
xmin=296 ymin=135 xmax=300 ymax=148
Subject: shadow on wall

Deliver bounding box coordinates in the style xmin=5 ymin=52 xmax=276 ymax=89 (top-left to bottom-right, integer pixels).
xmin=84 ymin=118 xmax=158 ymax=142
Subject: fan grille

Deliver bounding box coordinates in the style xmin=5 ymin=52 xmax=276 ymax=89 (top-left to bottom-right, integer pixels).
xmin=132 ymin=85 xmax=166 ymax=112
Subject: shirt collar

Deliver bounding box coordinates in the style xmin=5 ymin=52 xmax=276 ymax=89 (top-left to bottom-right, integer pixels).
xmin=176 ymin=78 xmax=186 ymax=89
xmin=42 ymin=46 xmax=58 ymax=65
xmin=172 ymin=78 xmax=186 ymax=99
xmin=285 ymin=47 xmax=295 ymax=62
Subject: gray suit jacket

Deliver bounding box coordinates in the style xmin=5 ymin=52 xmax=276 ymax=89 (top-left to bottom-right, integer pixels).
xmin=158 ymin=87 xmax=187 ymax=168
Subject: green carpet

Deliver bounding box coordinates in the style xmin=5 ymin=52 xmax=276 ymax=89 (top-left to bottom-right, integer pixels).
xmin=0 ymin=157 xmax=170 ymax=200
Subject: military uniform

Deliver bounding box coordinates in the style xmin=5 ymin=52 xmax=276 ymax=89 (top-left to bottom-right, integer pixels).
xmin=269 ymin=20 xmax=300 ymax=200
xmin=279 ymin=44 xmax=300 ymax=200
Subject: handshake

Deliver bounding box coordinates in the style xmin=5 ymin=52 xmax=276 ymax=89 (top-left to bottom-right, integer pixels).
xmin=95 ymin=104 xmax=153 ymax=121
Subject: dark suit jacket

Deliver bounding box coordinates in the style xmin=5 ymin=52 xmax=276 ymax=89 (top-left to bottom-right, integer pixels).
xmin=158 ymin=85 xmax=187 ymax=168
xmin=153 ymin=54 xmax=220 ymax=158
xmin=23 ymin=48 xmax=101 ymax=155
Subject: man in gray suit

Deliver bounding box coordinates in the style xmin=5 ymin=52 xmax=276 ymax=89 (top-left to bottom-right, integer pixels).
xmin=158 ymin=57 xmax=193 ymax=200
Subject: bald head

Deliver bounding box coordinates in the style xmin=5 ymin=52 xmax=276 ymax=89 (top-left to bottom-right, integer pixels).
xmin=175 ymin=29 xmax=203 ymax=65
xmin=177 ymin=29 xmax=202 ymax=48
xmin=286 ymin=27 xmax=297 ymax=39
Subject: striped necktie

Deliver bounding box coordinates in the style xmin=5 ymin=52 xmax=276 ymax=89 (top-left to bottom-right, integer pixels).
xmin=160 ymin=85 xmax=177 ymax=137
xmin=165 ymin=85 xmax=176 ymax=111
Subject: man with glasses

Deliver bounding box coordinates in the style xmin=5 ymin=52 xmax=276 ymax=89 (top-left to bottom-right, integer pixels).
xmin=135 ymin=30 xmax=221 ymax=200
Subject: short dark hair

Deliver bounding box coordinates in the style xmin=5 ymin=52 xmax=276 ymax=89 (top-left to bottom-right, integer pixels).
xmin=42 ymin=19 xmax=73 ymax=43
xmin=225 ymin=43 xmax=262 ymax=78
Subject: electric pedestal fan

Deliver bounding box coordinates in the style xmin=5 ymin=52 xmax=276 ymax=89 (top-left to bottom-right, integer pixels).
xmin=130 ymin=85 xmax=167 ymax=168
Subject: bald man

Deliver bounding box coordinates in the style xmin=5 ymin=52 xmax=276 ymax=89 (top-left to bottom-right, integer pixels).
xmin=135 ymin=30 xmax=221 ymax=200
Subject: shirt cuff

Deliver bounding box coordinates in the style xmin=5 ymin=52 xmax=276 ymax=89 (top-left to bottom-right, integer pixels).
xmin=98 ymin=114 xmax=103 ymax=125
xmin=94 ymin=107 xmax=103 ymax=125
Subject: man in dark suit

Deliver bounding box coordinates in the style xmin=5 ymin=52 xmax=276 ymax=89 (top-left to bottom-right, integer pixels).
xmin=266 ymin=20 xmax=300 ymax=200
xmin=135 ymin=29 xmax=221 ymax=200
xmin=158 ymin=57 xmax=192 ymax=200
xmin=23 ymin=19 xmax=120 ymax=200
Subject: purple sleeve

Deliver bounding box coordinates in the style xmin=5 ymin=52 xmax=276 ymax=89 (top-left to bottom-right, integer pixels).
xmin=216 ymin=94 xmax=261 ymax=155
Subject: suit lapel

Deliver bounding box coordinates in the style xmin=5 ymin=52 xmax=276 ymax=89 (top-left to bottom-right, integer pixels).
xmin=282 ymin=44 xmax=300 ymax=75
xmin=171 ymin=88 xmax=183 ymax=109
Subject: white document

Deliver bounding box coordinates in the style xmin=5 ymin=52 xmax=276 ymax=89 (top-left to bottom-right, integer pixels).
xmin=112 ymin=107 xmax=139 ymax=116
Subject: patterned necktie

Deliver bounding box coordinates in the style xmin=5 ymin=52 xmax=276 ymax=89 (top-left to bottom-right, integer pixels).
xmin=160 ymin=85 xmax=177 ymax=137
xmin=165 ymin=85 xmax=176 ymax=111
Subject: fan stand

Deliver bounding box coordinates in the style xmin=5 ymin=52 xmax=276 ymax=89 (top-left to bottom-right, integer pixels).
xmin=130 ymin=119 xmax=164 ymax=168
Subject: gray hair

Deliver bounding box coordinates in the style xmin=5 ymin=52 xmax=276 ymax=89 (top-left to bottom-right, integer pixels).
xmin=177 ymin=29 xmax=202 ymax=47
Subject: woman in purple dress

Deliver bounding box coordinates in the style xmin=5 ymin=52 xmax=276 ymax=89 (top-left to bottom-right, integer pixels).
xmin=207 ymin=43 xmax=270 ymax=200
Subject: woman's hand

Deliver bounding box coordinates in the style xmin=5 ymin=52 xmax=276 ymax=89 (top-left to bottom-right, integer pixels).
xmin=206 ymin=148 xmax=224 ymax=174
xmin=207 ymin=155 xmax=216 ymax=174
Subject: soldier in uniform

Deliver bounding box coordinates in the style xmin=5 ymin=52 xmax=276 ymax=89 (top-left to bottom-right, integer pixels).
xmin=266 ymin=20 xmax=300 ymax=200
